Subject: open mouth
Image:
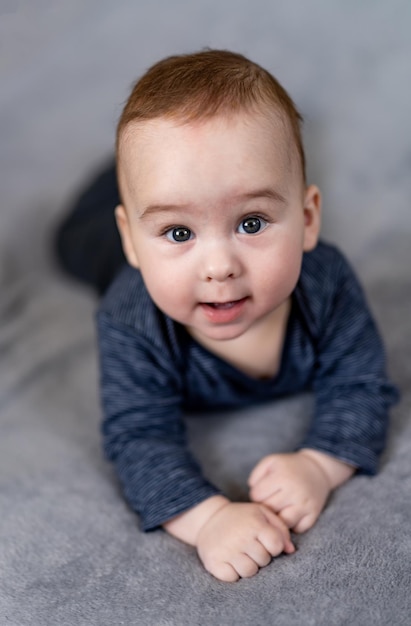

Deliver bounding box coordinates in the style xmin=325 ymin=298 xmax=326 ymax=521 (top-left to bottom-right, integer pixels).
xmin=200 ymin=297 xmax=248 ymax=323
xmin=205 ymin=301 xmax=239 ymax=309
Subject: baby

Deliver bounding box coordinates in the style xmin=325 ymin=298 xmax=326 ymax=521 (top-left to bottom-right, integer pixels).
xmin=92 ymin=50 xmax=398 ymax=582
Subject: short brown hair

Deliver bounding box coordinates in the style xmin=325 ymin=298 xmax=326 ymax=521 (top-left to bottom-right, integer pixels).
xmin=117 ymin=49 xmax=306 ymax=181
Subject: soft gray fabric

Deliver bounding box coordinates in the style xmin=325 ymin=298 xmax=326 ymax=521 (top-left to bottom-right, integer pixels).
xmin=1 ymin=2 xmax=410 ymax=625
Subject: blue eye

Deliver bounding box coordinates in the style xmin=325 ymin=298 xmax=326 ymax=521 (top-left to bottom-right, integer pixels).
xmin=165 ymin=226 xmax=193 ymax=242
xmin=238 ymin=216 xmax=267 ymax=235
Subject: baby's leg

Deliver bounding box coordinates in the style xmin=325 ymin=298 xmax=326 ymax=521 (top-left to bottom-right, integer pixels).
xmin=55 ymin=160 xmax=124 ymax=294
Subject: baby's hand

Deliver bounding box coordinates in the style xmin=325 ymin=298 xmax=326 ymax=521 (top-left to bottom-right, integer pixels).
xmin=196 ymin=501 xmax=295 ymax=582
xmin=248 ymin=450 xmax=333 ymax=533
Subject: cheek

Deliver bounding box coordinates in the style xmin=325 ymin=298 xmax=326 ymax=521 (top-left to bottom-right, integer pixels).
xmin=141 ymin=264 xmax=169 ymax=296
xmin=140 ymin=270 xmax=175 ymax=316
xmin=255 ymin=235 xmax=303 ymax=294
xmin=138 ymin=252 xmax=192 ymax=310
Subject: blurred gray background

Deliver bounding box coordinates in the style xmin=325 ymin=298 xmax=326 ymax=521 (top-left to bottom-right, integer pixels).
xmin=1 ymin=0 xmax=410 ymax=281
xmin=1 ymin=4 xmax=411 ymax=625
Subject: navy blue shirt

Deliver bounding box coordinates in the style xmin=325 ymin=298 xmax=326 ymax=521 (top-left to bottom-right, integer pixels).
xmin=97 ymin=242 xmax=398 ymax=531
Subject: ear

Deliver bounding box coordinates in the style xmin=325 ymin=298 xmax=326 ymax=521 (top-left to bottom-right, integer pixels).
xmin=115 ymin=204 xmax=140 ymax=268
xmin=302 ymin=185 xmax=322 ymax=252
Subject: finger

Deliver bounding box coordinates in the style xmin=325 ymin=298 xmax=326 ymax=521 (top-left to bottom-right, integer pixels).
xmin=249 ymin=475 xmax=282 ymax=503
xmin=278 ymin=505 xmax=304 ymax=531
xmin=210 ymin=561 xmax=239 ymax=583
xmin=257 ymin=489 xmax=291 ymax=513
xmin=283 ymin=538 xmax=296 ymax=554
xmin=246 ymin=540 xmax=272 ymax=568
xmin=293 ymin=512 xmax=317 ymax=534
xmin=248 ymin=455 xmax=275 ymax=487
xmin=231 ymin=553 xmax=259 ymax=579
xmin=262 ymin=505 xmax=290 ymax=535
xmin=259 ymin=509 xmax=295 ymax=555
xmin=257 ymin=525 xmax=291 ymax=557
xmin=263 ymin=508 xmax=296 ymax=554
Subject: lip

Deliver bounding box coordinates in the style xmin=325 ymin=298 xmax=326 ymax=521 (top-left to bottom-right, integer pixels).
xmin=199 ymin=297 xmax=248 ymax=324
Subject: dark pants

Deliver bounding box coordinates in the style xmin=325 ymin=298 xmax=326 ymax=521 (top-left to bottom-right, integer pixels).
xmin=55 ymin=161 xmax=125 ymax=295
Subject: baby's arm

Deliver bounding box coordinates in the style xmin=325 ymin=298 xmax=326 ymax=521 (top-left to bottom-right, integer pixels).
xmin=163 ymin=495 xmax=295 ymax=582
xmin=249 ymin=247 xmax=399 ymax=533
xmin=248 ymin=449 xmax=354 ymax=533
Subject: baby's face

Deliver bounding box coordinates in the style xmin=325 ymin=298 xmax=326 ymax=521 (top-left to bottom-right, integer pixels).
xmin=116 ymin=112 xmax=320 ymax=343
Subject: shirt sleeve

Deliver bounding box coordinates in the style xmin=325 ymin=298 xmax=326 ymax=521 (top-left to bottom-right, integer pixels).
xmin=299 ymin=254 xmax=399 ymax=474
xmin=97 ymin=313 xmax=221 ymax=531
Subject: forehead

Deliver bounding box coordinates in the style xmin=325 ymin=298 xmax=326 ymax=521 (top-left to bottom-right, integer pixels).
xmin=118 ymin=112 xmax=299 ymax=207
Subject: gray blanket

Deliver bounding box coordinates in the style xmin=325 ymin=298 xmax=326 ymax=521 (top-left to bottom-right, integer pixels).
xmin=1 ymin=2 xmax=410 ymax=625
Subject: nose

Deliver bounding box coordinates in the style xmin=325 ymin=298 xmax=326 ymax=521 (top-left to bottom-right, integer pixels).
xmin=201 ymin=241 xmax=241 ymax=282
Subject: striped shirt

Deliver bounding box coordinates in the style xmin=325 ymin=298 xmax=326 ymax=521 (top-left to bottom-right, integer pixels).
xmin=97 ymin=241 xmax=399 ymax=531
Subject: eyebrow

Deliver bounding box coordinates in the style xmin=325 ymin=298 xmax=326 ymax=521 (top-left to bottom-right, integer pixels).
xmin=238 ymin=187 xmax=287 ymax=205
xmin=139 ymin=203 xmax=191 ymax=220
xmin=139 ymin=187 xmax=287 ymax=220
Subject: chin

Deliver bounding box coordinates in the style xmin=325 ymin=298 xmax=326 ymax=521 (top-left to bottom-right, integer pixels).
xmin=199 ymin=324 xmax=247 ymax=342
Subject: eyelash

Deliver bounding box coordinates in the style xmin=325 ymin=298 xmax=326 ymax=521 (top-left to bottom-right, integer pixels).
xmin=161 ymin=214 xmax=270 ymax=243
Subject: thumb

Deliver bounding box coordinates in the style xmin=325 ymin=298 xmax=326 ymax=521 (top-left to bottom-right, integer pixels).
xmin=248 ymin=455 xmax=275 ymax=487
xmin=262 ymin=506 xmax=296 ymax=554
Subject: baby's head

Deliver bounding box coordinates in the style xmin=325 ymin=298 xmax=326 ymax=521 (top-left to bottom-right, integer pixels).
xmin=114 ymin=50 xmax=321 ymax=344
xmin=116 ymin=49 xmax=306 ymax=188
